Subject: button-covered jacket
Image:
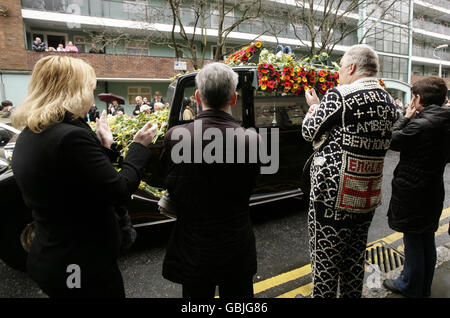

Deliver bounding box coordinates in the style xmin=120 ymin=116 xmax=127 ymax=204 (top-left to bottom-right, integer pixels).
xmin=302 ymin=78 xmax=397 ymax=213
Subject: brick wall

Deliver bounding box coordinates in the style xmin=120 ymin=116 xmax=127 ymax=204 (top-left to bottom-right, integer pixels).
xmin=0 ymin=0 xmax=27 ymax=70
xmin=26 ymin=51 xmax=200 ymax=79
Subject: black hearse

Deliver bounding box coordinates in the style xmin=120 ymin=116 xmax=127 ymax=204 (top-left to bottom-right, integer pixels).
xmin=0 ymin=66 xmax=313 ymax=270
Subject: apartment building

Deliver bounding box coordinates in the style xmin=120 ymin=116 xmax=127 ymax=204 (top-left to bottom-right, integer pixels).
xmin=0 ymin=0 xmax=449 ymax=114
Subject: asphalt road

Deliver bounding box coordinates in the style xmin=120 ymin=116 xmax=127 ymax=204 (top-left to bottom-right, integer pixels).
xmin=1 ymin=150 xmax=449 ymax=298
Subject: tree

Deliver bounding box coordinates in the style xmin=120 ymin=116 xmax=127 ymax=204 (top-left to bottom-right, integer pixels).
xmin=166 ymin=0 xmax=267 ymax=69
xmin=278 ymin=0 xmax=400 ymax=56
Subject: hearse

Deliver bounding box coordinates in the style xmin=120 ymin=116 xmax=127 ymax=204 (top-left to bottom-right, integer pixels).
xmin=0 ymin=66 xmax=313 ymax=271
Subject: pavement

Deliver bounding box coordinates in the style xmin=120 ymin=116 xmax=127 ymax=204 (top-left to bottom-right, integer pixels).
xmin=362 ymin=242 xmax=450 ymax=298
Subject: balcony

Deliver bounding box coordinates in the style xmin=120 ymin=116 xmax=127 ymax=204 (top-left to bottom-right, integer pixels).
xmin=413 ymin=19 xmax=450 ymax=37
xmin=412 ymin=45 xmax=450 ymax=61
xmin=415 ymin=0 xmax=449 ymax=8
xmin=25 ymin=50 xmax=193 ymax=79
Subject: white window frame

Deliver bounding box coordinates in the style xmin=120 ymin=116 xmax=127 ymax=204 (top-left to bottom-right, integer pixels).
xmin=74 ymin=35 xmax=87 ymax=52
xmin=128 ymin=86 xmax=152 ymax=106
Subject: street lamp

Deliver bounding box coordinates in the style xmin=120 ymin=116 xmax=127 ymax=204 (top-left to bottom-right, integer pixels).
xmin=433 ymin=44 xmax=448 ymax=78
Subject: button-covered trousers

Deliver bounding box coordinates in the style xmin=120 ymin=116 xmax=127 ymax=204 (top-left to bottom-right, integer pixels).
xmin=308 ymin=200 xmax=374 ymax=298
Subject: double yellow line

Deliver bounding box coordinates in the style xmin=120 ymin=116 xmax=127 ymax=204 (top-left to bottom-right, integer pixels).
xmin=253 ymin=207 xmax=450 ymax=298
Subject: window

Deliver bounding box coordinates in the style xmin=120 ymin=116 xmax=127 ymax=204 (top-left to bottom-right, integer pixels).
xmin=210 ymin=5 xmax=234 ymax=29
xmin=125 ymin=40 xmax=149 ymax=56
xmin=211 ymin=45 xmax=232 ymax=60
xmin=254 ymin=92 xmax=309 ymax=130
xmin=74 ymin=36 xmax=86 ymax=53
xmin=177 ymin=79 xmax=243 ymax=123
xmin=123 ymin=0 xmax=148 ymax=14
xmin=31 ymin=31 xmax=68 ymax=51
xmin=128 ymin=86 xmax=152 ymax=105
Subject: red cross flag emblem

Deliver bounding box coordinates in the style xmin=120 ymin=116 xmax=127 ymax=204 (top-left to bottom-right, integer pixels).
xmin=337 ymin=153 xmax=384 ymax=212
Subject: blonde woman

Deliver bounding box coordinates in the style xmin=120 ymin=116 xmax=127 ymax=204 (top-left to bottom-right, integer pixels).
xmin=11 ymin=56 xmax=157 ymax=298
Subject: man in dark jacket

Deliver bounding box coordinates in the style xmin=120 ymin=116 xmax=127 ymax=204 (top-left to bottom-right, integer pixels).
xmin=32 ymin=37 xmax=47 ymax=52
xmin=161 ymin=63 xmax=261 ymax=298
xmin=383 ymin=76 xmax=450 ymax=298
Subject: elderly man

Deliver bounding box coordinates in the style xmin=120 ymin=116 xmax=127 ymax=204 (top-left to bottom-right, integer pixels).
xmin=301 ymin=44 xmax=397 ymax=298
xmin=161 ymin=63 xmax=260 ymax=298
xmin=32 ymin=37 xmax=47 ymax=52
xmin=133 ymin=96 xmax=143 ymax=116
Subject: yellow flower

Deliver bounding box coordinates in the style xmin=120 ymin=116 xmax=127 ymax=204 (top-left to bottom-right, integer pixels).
xmin=261 ymin=84 xmax=267 ymax=90
xmin=255 ymin=41 xmax=262 ymax=48
xmin=262 ymin=76 xmax=268 ymax=81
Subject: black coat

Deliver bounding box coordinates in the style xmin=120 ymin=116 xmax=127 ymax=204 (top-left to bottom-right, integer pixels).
xmin=161 ymin=110 xmax=260 ymax=284
xmin=11 ymin=116 xmax=151 ymax=289
xmin=388 ymin=104 xmax=450 ymax=234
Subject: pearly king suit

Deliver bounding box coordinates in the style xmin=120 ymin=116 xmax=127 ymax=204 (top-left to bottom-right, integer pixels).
xmin=302 ymin=78 xmax=397 ymax=298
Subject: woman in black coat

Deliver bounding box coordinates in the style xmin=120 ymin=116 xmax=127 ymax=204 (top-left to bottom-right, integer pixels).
xmin=383 ymin=77 xmax=450 ymax=298
xmin=11 ymin=56 xmax=156 ymax=298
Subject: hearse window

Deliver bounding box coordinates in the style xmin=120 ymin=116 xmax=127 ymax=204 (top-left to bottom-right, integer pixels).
xmin=253 ymin=92 xmax=309 ymax=130
xmin=178 ymin=84 xmax=243 ymax=125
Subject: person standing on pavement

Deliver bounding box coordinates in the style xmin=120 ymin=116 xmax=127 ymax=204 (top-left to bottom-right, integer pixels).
xmin=301 ymin=44 xmax=397 ymax=298
xmin=133 ymin=96 xmax=143 ymax=116
xmin=11 ymin=55 xmax=157 ymax=298
xmin=383 ymin=77 xmax=450 ymax=298
xmin=0 ymin=100 xmax=14 ymax=123
xmin=161 ymin=63 xmax=260 ymax=298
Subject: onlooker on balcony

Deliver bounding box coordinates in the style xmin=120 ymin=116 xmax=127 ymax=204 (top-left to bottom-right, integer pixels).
xmin=57 ymin=44 xmax=65 ymax=52
xmin=65 ymin=41 xmax=79 ymax=53
xmin=89 ymin=43 xmax=104 ymax=54
xmin=32 ymin=37 xmax=47 ymax=52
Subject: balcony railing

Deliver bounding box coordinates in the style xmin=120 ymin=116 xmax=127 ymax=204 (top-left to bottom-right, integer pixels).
xmin=415 ymin=0 xmax=450 ymax=9
xmin=412 ymin=45 xmax=450 ymax=61
xmin=413 ymin=19 xmax=450 ymax=35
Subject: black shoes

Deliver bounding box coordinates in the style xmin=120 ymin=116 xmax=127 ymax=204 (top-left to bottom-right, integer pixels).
xmin=383 ymin=279 xmax=402 ymax=295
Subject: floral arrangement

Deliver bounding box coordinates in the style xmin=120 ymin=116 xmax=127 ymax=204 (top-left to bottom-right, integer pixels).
xmin=89 ymin=108 xmax=169 ymax=158
xmin=89 ymin=108 xmax=169 ymax=198
xmin=224 ymin=40 xmax=263 ymax=66
xmin=256 ymin=47 xmax=340 ymax=96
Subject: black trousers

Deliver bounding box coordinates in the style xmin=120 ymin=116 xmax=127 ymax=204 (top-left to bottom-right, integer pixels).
xmin=39 ymin=262 xmax=125 ymax=298
xmin=182 ymin=275 xmax=254 ymax=298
